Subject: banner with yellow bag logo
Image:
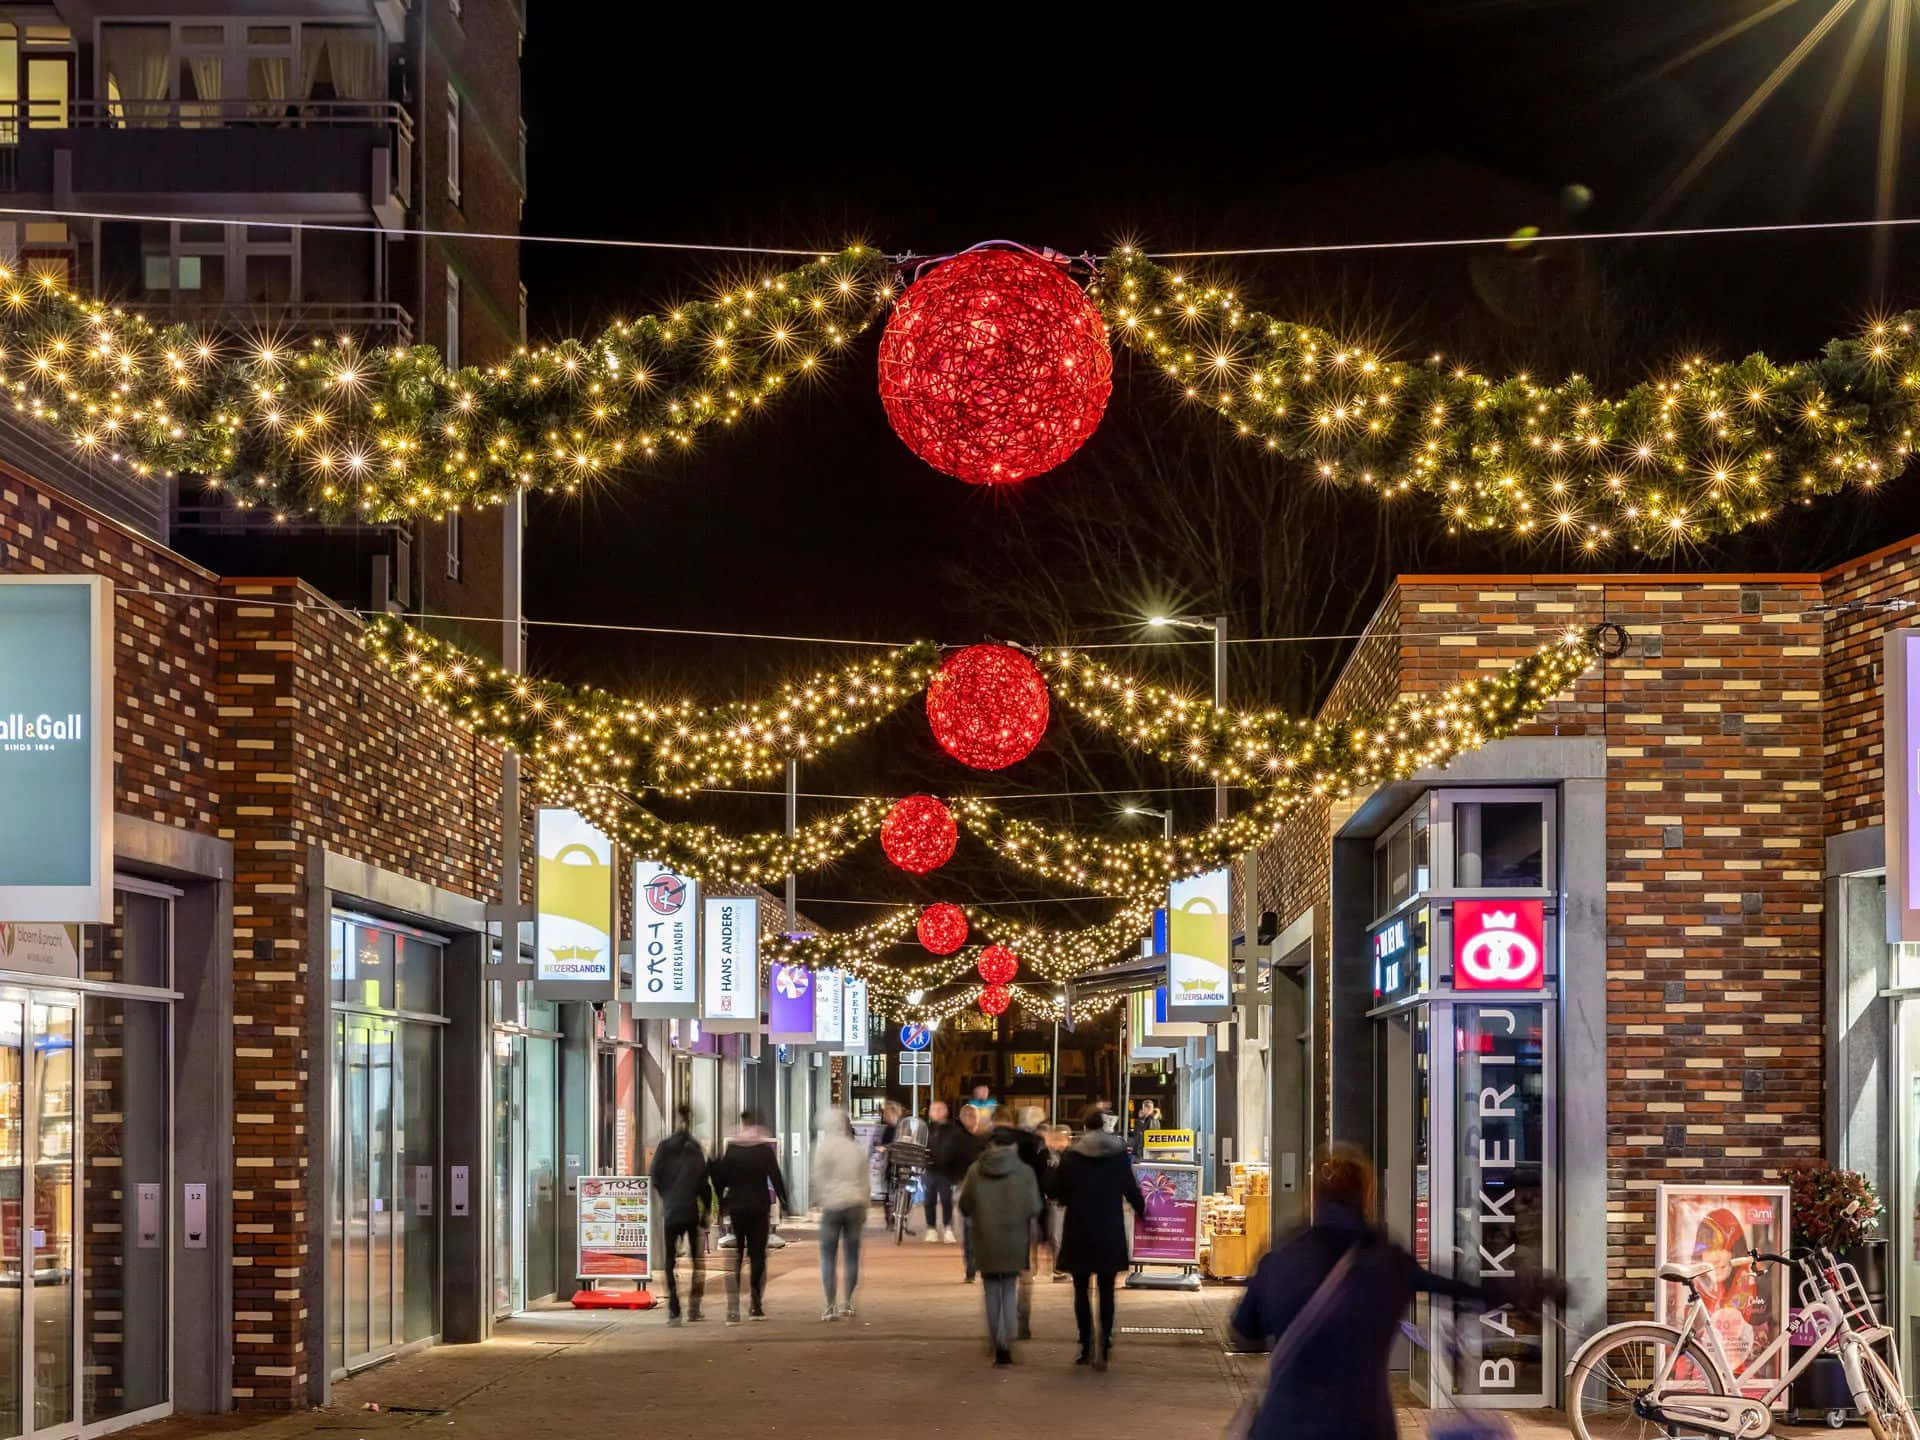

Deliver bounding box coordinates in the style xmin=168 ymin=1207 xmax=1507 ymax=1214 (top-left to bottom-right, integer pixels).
xmin=1167 ymin=867 xmax=1231 ymax=1022
xmin=535 ymin=807 xmax=616 ymax=1001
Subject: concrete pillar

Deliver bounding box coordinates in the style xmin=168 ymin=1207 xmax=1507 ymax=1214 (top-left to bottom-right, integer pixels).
xmin=439 ymin=934 xmax=490 ymax=1341
xmin=555 ymin=1004 xmax=594 ymax=1300
xmin=1560 ymin=776 xmax=1609 ymax=1355
xmin=1328 ymin=835 xmax=1377 ymax=1150
xmin=174 ymin=869 xmax=234 ymax=1413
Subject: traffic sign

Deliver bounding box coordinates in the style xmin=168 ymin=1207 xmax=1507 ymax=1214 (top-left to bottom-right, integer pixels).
xmin=899 ymin=1022 xmax=931 ymax=1052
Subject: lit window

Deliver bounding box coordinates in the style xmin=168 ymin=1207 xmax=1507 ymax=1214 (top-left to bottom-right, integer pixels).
xmin=445 ymin=84 xmax=460 ymax=205
xmin=444 ymin=267 xmax=460 ymax=368
xmin=445 ymin=509 xmax=462 ymax=581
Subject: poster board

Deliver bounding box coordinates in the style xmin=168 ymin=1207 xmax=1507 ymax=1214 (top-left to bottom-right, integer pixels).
xmin=1652 ymin=1182 xmax=1790 ymax=1403
xmin=576 ymin=1175 xmax=650 ymax=1280
xmin=1130 ymin=1162 xmax=1202 ymax=1265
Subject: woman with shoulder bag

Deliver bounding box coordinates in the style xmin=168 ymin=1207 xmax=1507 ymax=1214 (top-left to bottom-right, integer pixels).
xmin=1228 ymin=1145 xmax=1562 ymax=1440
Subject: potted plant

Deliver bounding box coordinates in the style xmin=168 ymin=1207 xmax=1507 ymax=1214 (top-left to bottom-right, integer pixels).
xmin=1782 ymin=1161 xmax=1886 ymax=1421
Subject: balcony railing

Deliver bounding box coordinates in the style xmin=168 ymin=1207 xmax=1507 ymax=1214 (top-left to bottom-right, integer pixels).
xmin=137 ymin=300 xmax=414 ymax=344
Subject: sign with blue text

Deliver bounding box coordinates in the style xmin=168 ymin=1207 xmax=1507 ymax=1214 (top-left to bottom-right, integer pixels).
xmin=843 ymin=975 xmax=870 ymax=1053
xmin=0 ymin=577 xmax=112 ymax=923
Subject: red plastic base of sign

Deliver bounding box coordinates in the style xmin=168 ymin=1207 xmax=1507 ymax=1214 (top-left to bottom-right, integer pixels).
xmin=570 ymin=1287 xmax=655 ymax=1310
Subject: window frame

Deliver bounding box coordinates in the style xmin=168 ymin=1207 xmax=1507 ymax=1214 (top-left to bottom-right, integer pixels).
xmin=445 ymin=508 xmax=462 ymax=582
xmin=1433 ymin=787 xmax=1557 ymax=896
xmin=443 ymin=265 xmax=460 ymax=368
xmin=445 ymin=83 xmax=461 ymax=205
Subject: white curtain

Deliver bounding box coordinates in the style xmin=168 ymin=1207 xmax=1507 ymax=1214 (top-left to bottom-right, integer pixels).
xmin=299 ymin=32 xmax=328 ymax=102
xmin=101 ymin=26 xmax=168 ymax=128
xmin=246 ymin=57 xmax=289 ymax=120
xmin=184 ymin=54 xmax=222 ymax=126
xmin=324 ymin=29 xmax=380 ymax=102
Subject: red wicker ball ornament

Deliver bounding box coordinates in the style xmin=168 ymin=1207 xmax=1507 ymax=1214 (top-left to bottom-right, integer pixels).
xmin=979 ymin=982 xmax=1013 ymax=1017
xmin=977 ymin=944 xmax=1019 ymax=986
xmin=880 ymin=793 xmax=957 ymax=874
xmin=917 ymin=903 xmax=970 ymax=956
xmin=877 ymin=248 xmax=1113 ymax=485
xmin=925 ymin=644 xmax=1050 ymax=771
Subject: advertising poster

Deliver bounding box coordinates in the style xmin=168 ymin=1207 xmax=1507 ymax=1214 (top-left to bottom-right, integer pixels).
xmin=700 ymin=896 xmax=759 ymax=1032
xmin=0 ymin=576 xmax=112 ymax=924
xmin=630 ymin=860 xmax=698 ymax=1018
xmin=1167 ymin=869 xmax=1231 ymax=1022
xmin=1654 ymin=1183 xmax=1790 ymax=1401
xmin=535 ymin=808 xmax=616 ymax=1000
xmin=813 ymin=966 xmax=845 ymax=1047
xmin=576 ymin=1175 xmax=650 ymax=1280
xmin=1131 ymin=1162 xmax=1202 ymax=1264
xmin=768 ymin=961 xmax=814 ymax=1043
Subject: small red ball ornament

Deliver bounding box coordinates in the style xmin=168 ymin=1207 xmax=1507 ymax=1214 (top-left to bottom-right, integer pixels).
xmin=925 ymin=644 xmax=1050 ymax=771
xmin=917 ymin=903 xmax=970 ymax=956
xmin=977 ymin=944 xmax=1019 ymax=986
xmin=877 ymin=247 xmax=1112 ymax=485
xmin=880 ymin=794 xmax=957 ymax=874
xmin=979 ymin=982 xmax=1012 ymax=1017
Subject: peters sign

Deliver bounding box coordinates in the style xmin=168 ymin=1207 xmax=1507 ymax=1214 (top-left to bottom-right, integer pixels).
xmin=0 ymin=577 xmax=112 ymax=924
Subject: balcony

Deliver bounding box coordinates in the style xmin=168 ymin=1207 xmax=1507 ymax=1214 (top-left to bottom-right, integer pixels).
xmin=0 ymin=99 xmax=413 ymax=216
xmin=134 ymin=299 xmax=414 ymax=344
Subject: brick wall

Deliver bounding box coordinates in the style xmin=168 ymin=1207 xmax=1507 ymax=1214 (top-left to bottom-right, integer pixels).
xmin=1263 ymin=571 xmax=1830 ymax=1316
xmin=1822 ymin=536 xmax=1920 ymax=836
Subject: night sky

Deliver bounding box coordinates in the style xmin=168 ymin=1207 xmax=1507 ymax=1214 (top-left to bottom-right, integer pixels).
xmin=515 ymin=4 xmax=1920 ymax=922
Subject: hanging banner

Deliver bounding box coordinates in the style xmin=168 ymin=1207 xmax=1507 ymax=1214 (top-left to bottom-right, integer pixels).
xmin=575 ymin=1175 xmax=650 ymax=1280
xmin=843 ymin=975 xmax=869 ymax=1053
xmin=1887 ymin=631 xmax=1920 ymax=941
xmin=767 ymin=961 xmax=815 ymax=1043
xmin=535 ymin=808 xmax=616 ymax=1002
xmin=1167 ymin=868 xmax=1231 ymax=1022
xmin=0 ymin=576 xmax=112 ymax=924
xmin=813 ymin=965 xmax=845 ymax=1048
xmin=629 ymin=860 xmax=699 ymax=1018
xmin=700 ymin=895 xmax=759 ymax=1032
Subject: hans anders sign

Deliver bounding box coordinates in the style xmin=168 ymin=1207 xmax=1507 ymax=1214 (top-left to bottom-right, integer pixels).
xmin=700 ymin=895 xmax=759 ymax=1033
xmin=629 ymin=860 xmax=698 ymax=1018
xmin=0 ymin=577 xmax=112 ymax=923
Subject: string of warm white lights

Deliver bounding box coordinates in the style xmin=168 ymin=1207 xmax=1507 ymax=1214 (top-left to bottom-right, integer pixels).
xmin=1094 ymin=246 xmax=1918 ymax=554
xmin=0 ymin=247 xmax=891 ymax=523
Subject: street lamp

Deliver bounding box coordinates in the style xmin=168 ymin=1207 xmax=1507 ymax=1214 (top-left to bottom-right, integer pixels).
xmin=1124 ymin=803 xmax=1175 ymax=841
xmin=1051 ymin=986 xmax=1068 ymax=1122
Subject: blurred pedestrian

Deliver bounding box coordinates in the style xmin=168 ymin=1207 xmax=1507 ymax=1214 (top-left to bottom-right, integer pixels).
xmin=1128 ymin=1098 xmax=1164 ymax=1159
xmin=1052 ymin=1105 xmax=1145 ymax=1369
xmin=812 ymin=1105 xmax=868 ymax=1321
xmin=947 ymin=1102 xmax=990 ymax=1282
xmin=708 ymin=1110 xmax=791 ymax=1324
xmin=1228 ymin=1144 xmax=1563 ymax=1439
xmin=994 ymin=1104 xmax=1051 ymax=1338
xmin=959 ymin=1109 xmax=1043 ymax=1366
xmin=923 ymin=1099 xmax=961 ymax=1244
xmin=649 ymin=1105 xmax=711 ymax=1325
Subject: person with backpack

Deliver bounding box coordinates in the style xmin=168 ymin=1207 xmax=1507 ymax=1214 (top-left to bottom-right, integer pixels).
xmin=648 ymin=1105 xmax=711 ymax=1325
xmin=1229 ymin=1144 xmax=1564 ymax=1439
xmin=1051 ymin=1105 xmax=1145 ymax=1369
xmin=958 ymin=1109 xmax=1043 ymax=1366
xmin=707 ymin=1110 xmax=791 ymax=1324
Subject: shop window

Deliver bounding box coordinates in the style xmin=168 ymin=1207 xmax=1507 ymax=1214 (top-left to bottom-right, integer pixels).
xmin=1373 ymin=801 xmax=1431 ymax=919
xmin=444 ymin=267 xmax=460 ymax=367
xmin=342 ymin=924 xmax=394 ymax=1007
xmin=445 ymin=85 xmax=461 ymax=205
xmin=1454 ymin=799 xmax=1546 ymax=888
xmin=445 ymin=509 xmax=463 ymax=581
xmin=395 ymin=934 xmax=441 ymax=1014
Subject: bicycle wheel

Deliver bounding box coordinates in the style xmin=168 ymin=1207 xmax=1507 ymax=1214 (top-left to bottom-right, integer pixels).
xmin=1850 ymin=1343 xmax=1920 ymax=1440
xmin=1567 ymin=1324 xmax=1728 ymax=1440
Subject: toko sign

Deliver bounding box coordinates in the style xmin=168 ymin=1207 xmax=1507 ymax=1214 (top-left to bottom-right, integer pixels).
xmin=629 ymin=860 xmax=698 ymax=1018
xmin=0 ymin=577 xmax=112 ymax=924
xmin=1452 ymin=899 xmax=1545 ymax=992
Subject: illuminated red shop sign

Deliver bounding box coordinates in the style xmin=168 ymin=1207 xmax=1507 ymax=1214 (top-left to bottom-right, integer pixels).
xmin=1452 ymin=899 xmax=1545 ymax=991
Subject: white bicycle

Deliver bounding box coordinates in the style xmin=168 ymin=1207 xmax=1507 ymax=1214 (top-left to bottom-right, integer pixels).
xmin=1566 ymin=1246 xmax=1920 ymax=1439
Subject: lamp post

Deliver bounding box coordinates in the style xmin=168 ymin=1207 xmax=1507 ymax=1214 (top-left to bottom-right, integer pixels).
xmin=1050 ymin=988 xmax=1065 ymax=1124
xmin=1119 ymin=805 xmax=1172 ymax=1144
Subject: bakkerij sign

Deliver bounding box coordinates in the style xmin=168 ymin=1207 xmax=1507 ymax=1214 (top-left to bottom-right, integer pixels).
xmin=1888 ymin=630 xmax=1920 ymax=941
xmin=629 ymin=860 xmax=698 ymax=1018
xmin=534 ymin=808 xmax=616 ymax=1001
xmin=1166 ymin=867 xmax=1231 ymax=1022
xmin=0 ymin=577 xmax=112 ymax=923
xmin=767 ymin=961 xmax=815 ymax=1043
xmin=700 ymin=895 xmax=759 ymax=1032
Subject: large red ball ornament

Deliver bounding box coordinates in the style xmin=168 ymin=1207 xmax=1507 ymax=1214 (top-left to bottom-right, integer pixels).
xmin=979 ymin=982 xmax=1012 ymax=1017
xmin=877 ymin=247 xmax=1112 ymax=485
xmin=917 ymin=903 xmax=970 ymax=956
xmin=880 ymin=793 xmax=957 ymax=874
xmin=977 ymin=944 xmax=1019 ymax=986
xmin=925 ymin=644 xmax=1050 ymax=771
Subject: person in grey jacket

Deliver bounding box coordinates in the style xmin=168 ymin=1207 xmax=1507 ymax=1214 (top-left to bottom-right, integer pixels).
xmin=811 ymin=1106 xmax=869 ymax=1321
xmin=959 ymin=1113 xmax=1044 ymax=1366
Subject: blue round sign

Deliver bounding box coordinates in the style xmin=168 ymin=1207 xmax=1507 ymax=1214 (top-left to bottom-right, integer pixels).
xmin=899 ymin=1023 xmax=931 ymax=1052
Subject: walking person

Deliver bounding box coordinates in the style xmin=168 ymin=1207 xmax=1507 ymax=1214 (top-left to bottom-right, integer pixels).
xmin=649 ymin=1105 xmax=711 ymax=1325
xmin=958 ymin=1110 xmax=1043 ymax=1366
xmin=994 ymin=1105 xmax=1051 ymax=1339
xmin=922 ymin=1100 xmax=961 ymax=1245
xmin=946 ymin=1102 xmax=991 ymax=1282
xmin=812 ymin=1106 xmax=868 ymax=1321
xmin=1229 ymin=1144 xmax=1563 ymax=1439
xmin=1052 ymin=1105 xmax=1144 ymax=1370
xmin=708 ymin=1110 xmax=791 ymax=1324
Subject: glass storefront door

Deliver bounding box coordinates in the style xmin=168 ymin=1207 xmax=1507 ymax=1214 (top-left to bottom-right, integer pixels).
xmin=489 ymin=988 xmax=559 ymax=1317
xmin=0 ymin=994 xmax=75 ymax=1440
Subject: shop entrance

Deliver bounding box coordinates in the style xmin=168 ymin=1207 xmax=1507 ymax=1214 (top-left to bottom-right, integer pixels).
xmin=0 ymin=993 xmax=75 ymax=1440
xmin=489 ymin=990 xmax=559 ymax=1318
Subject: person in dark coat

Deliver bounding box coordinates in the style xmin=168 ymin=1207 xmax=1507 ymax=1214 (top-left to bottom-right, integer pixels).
xmin=993 ymin=1108 xmax=1052 ymax=1339
xmin=1051 ymin=1106 xmax=1145 ymax=1369
xmin=1230 ymin=1144 xmax=1563 ymax=1440
xmin=707 ymin=1110 xmax=791 ymax=1323
xmin=923 ymin=1100 xmax=962 ymax=1244
xmin=648 ymin=1105 xmax=711 ymax=1323
xmin=947 ymin=1104 xmax=992 ymax=1281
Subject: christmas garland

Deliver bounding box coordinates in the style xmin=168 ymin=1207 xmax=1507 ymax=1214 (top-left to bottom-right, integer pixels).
xmin=1095 ymin=247 xmax=1918 ymax=554
xmin=0 ymin=249 xmax=892 ymax=522
xmin=364 ymin=616 xmax=940 ymax=797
